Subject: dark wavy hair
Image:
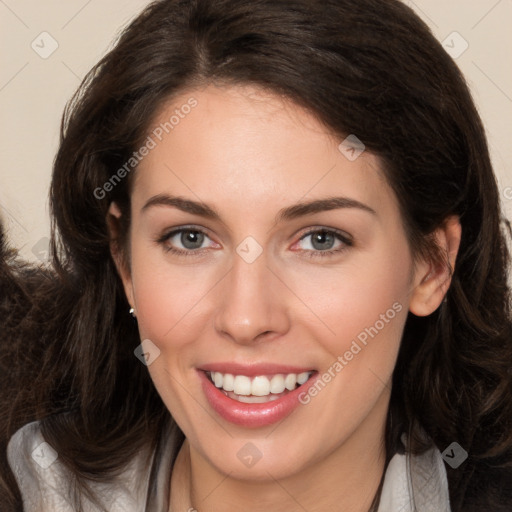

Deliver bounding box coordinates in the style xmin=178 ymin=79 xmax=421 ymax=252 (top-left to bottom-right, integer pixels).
xmin=2 ymin=0 xmax=512 ymax=510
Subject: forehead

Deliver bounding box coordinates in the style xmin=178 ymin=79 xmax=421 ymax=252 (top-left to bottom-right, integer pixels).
xmin=132 ymin=84 xmax=396 ymax=222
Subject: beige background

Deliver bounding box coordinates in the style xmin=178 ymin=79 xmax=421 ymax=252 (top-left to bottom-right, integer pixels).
xmin=1 ymin=0 xmax=511 ymax=262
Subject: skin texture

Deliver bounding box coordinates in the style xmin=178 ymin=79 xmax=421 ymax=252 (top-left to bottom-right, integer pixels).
xmin=108 ymin=84 xmax=461 ymax=512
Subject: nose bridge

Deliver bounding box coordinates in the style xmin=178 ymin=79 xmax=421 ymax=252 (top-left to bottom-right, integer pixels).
xmin=213 ymin=243 xmax=290 ymax=344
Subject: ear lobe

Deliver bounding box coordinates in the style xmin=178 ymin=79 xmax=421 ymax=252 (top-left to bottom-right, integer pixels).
xmin=409 ymin=216 xmax=461 ymax=317
xmin=106 ymin=201 xmax=135 ymax=308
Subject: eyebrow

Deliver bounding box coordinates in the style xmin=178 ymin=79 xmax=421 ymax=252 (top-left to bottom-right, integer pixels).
xmin=141 ymin=194 xmax=377 ymax=222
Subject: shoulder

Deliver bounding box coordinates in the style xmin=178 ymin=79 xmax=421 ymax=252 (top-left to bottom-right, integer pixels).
xmin=7 ymin=420 xmax=154 ymax=512
xmin=7 ymin=421 xmax=73 ymax=511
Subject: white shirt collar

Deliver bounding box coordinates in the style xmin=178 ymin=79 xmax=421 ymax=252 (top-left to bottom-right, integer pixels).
xmin=377 ymin=433 xmax=451 ymax=511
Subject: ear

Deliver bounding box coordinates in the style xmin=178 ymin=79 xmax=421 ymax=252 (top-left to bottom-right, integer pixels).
xmin=409 ymin=216 xmax=461 ymax=316
xmin=106 ymin=202 xmax=135 ymax=310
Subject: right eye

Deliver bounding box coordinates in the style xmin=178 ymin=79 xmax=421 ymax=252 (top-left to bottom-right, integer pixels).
xmin=157 ymin=227 xmax=218 ymax=256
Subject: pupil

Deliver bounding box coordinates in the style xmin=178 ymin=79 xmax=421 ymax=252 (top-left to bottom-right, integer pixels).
xmin=181 ymin=230 xmax=204 ymax=249
xmin=312 ymin=231 xmax=334 ymax=250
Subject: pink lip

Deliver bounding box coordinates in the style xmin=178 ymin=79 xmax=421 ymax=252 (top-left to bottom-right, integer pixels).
xmin=197 ymin=369 xmax=319 ymax=428
xmin=199 ymin=362 xmax=314 ymax=377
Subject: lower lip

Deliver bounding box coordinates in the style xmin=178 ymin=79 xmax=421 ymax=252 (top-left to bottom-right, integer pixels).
xmin=198 ymin=370 xmax=318 ymax=428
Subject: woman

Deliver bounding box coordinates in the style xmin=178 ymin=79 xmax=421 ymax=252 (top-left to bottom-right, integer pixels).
xmin=2 ymin=0 xmax=511 ymax=510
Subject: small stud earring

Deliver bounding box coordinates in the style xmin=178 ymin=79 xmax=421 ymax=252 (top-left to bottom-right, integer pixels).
xmin=129 ymin=307 xmax=136 ymax=318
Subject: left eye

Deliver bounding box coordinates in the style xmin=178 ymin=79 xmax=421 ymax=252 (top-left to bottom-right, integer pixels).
xmin=296 ymin=229 xmax=351 ymax=252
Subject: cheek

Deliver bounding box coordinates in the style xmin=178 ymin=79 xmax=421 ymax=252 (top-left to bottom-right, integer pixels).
xmin=285 ymin=249 xmax=411 ymax=436
xmin=286 ymin=239 xmax=412 ymax=368
xmin=129 ymin=243 xmax=221 ymax=347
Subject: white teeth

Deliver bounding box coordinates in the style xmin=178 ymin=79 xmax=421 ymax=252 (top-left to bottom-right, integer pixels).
xmin=208 ymin=371 xmax=313 ymax=397
xmin=233 ymin=375 xmax=252 ymax=395
xmin=226 ymin=391 xmax=285 ymax=403
xmin=237 ymin=394 xmax=273 ymax=403
xmin=251 ymin=376 xmax=271 ymax=396
xmin=297 ymin=372 xmax=310 ymax=385
xmin=284 ymin=373 xmax=297 ymax=391
xmin=213 ymin=372 xmax=223 ymax=388
xmin=269 ymin=374 xmax=286 ymax=394
xmin=222 ymin=373 xmax=234 ymax=392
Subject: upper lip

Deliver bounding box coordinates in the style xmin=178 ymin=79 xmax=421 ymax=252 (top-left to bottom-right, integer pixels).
xmin=198 ymin=362 xmax=316 ymax=377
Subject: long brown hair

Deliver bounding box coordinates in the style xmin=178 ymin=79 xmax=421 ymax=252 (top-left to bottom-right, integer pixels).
xmin=2 ymin=0 xmax=511 ymax=510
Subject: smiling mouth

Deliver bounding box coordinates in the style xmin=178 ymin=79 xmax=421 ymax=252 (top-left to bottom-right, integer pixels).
xmin=205 ymin=370 xmax=316 ymax=403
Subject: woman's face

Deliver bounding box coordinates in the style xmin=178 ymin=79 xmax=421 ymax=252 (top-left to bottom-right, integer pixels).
xmin=113 ymin=84 xmax=429 ymax=480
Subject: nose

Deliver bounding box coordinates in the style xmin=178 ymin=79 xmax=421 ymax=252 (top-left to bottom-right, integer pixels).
xmin=213 ymin=248 xmax=291 ymax=346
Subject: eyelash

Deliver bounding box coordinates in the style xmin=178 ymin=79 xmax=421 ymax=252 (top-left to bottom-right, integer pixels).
xmin=156 ymin=226 xmax=353 ymax=259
